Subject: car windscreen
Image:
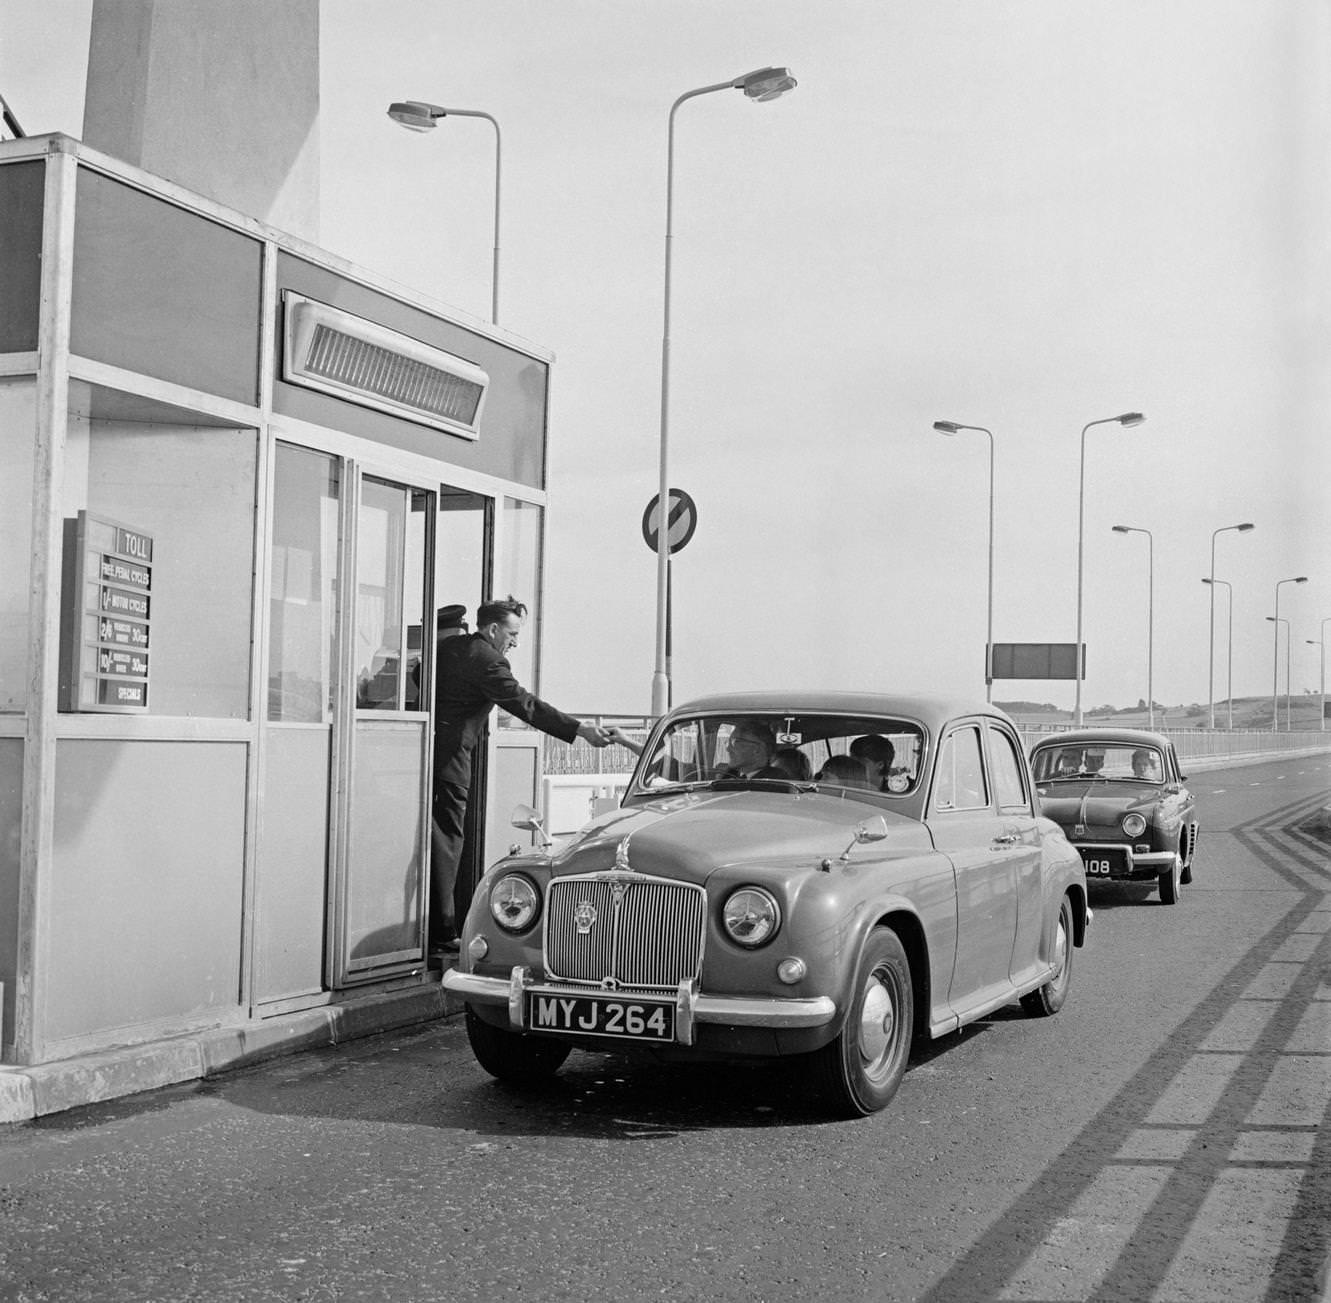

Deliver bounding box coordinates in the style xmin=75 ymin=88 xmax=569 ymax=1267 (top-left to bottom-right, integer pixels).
xmin=632 ymin=714 xmax=926 ymax=797
xmin=1032 ymin=742 xmax=1165 ymax=783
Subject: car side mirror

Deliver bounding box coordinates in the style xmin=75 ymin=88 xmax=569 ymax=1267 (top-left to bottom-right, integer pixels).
xmin=840 ymin=814 xmax=889 ymax=861
xmin=511 ymin=803 xmax=552 ymax=849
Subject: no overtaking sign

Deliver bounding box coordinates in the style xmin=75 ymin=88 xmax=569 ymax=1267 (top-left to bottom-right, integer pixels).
xmin=642 ymin=488 xmax=698 ymax=555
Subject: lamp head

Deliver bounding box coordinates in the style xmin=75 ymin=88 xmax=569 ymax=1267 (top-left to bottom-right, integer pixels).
xmin=1116 ymin=412 xmax=1146 ymax=427
xmin=388 ymin=100 xmax=445 ymax=132
xmin=1111 ymin=525 xmax=1131 ymax=534
xmin=734 ymin=67 xmax=797 ymax=101
xmin=1236 ymin=522 xmax=1255 ymax=532
xmin=933 ymin=421 xmax=961 ymax=435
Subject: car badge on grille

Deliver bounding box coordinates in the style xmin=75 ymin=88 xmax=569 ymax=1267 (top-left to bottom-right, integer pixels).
xmin=1075 ymin=823 xmax=1087 ymax=837
xmin=573 ymin=900 xmax=597 ymax=934
xmin=615 ymin=837 xmax=634 ymax=872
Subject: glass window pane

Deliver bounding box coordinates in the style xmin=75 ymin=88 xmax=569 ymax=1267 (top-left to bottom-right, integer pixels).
xmin=60 ymin=401 xmax=256 ymax=718
xmin=0 ymin=380 xmax=36 ymax=712
xmin=268 ymin=444 xmax=339 ymax=722
xmin=498 ymin=498 xmax=542 ymax=702
xmin=990 ymin=727 xmax=1029 ymax=810
xmin=403 ymin=490 xmax=430 ymax=711
xmin=355 ymin=480 xmax=405 ymax=710
xmin=936 ymin=727 xmax=988 ymax=811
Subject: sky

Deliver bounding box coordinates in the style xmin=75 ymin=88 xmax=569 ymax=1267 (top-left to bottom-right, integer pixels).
xmin=6 ymin=1 xmax=1330 ymax=718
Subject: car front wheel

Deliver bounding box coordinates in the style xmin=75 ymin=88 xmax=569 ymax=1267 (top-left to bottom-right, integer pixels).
xmin=1159 ymin=852 xmax=1183 ymax=905
xmin=811 ymin=926 xmax=913 ymax=1117
xmin=1021 ymin=894 xmax=1074 ymax=1016
xmin=465 ymin=1008 xmax=571 ymax=1083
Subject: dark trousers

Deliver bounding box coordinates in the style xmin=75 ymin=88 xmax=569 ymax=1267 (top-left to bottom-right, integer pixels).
xmin=431 ymin=777 xmax=469 ymax=942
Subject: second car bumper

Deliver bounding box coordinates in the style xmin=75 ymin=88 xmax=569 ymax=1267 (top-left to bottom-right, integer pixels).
xmin=442 ymin=966 xmax=837 ymax=1047
xmin=1076 ymin=842 xmax=1176 ymax=879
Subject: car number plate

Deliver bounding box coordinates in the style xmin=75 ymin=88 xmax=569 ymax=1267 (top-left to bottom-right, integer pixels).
xmin=1080 ymin=848 xmax=1124 ymax=876
xmin=526 ymin=992 xmax=676 ymax=1043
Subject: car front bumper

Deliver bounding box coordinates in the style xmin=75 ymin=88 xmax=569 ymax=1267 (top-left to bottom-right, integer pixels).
xmin=442 ymin=966 xmax=837 ymax=1047
xmin=1075 ymin=841 xmax=1176 ymax=880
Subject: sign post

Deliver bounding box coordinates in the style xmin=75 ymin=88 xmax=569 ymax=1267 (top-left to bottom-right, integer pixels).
xmin=642 ymin=489 xmax=698 ymax=712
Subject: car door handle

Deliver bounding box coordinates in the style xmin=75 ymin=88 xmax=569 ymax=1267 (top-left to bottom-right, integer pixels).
xmin=992 ymin=833 xmax=1019 ymax=847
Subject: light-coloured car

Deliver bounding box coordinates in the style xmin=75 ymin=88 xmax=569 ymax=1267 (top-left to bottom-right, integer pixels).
xmin=1029 ymin=727 xmax=1198 ymax=905
xmin=444 ymin=692 xmax=1089 ymax=1116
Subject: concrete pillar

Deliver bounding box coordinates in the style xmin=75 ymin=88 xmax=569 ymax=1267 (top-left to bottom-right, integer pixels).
xmin=82 ymin=0 xmax=319 ymax=241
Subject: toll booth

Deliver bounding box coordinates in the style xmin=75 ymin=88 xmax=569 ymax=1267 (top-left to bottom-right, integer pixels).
xmin=0 ymin=134 xmax=554 ymax=1067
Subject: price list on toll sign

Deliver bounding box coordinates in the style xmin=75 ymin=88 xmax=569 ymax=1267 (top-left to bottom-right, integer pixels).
xmin=59 ymin=512 xmax=154 ymax=712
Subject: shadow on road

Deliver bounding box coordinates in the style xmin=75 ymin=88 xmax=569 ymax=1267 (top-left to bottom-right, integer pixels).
xmin=918 ymin=787 xmax=1331 ymax=1303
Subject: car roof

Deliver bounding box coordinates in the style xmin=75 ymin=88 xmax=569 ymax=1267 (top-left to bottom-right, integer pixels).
xmin=1030 ymin=727 xmax=1172 ymax=749
xmin=667 ymin=690 xmax=1014 ymax=732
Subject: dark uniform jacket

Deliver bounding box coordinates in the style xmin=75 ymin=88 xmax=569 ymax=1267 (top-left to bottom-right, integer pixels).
xmin=433 ymin=632 xmax=580 ymax=787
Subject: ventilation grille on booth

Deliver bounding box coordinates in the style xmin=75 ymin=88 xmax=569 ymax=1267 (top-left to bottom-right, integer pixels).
xmin=304 ymin=324 xmax=484 ymax=426
xmin=282 ymin=293 xmax=489 ymax=439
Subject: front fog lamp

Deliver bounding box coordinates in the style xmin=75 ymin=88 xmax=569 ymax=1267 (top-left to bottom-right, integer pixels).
xmin=1122 ymin=813 xmax=1148 ymax=838
xmin=490 ymin=874 xmax=540 ymax=932
xmin=723 ymin=887 xmax=781 ymax=948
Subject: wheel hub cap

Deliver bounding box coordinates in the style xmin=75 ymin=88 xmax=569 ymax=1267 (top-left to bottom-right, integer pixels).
xmin=860 ymin=979 xmax=894 ymax=1063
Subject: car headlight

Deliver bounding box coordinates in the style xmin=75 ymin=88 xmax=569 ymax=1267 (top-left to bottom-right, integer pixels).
xmin=489 ymin=874 xmax=541 ymax=932
xmin=722 ymin=887 xmax=781 ymax=948
xmin=1122 ymin=813 xmax=1148 ymax=838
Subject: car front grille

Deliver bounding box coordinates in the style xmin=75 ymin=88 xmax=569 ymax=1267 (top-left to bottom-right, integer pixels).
xmin=544 ymin=875 xmax=706 ymax=990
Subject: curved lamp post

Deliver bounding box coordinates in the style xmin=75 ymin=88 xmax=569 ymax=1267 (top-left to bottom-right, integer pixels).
xmin=1201 ymin=578 xmax=1234 ymax=728
xmin=388 ymin=101 xmax=503 ymax=323
xmin=1208 ymin=523 xmax=1254 ymax=728
xmin=1112 ymin=525 xmax=1154 ymax=727
xmin=1075 ymin=412 xmax=1145 ymax=725
xmin=934 ymin=421 xmax=995 ymax=700
xmin=650 ymin=67 xmax=798 ymax=717
xmin=1271 ymin=577 xmax=1307 ymax=730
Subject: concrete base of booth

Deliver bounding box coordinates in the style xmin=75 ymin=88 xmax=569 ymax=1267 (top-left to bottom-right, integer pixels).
xmin=0 ymin=971 xmax=466 ymax=1125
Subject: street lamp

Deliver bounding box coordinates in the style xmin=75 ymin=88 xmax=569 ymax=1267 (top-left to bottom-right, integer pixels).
xmin=1207 ymin=523 xmax=1255 ymax=728
xmin=1266 ymin=616 xmax=1292 ymax=731
xmin=651 ymin=67 xmax=798 ymax=717
xmin=1305 ymin=620 xmax=1329 ymax=731
xmin=1112 ymin=525 xmax=1154 ymax=728
xmin=934 ymin=421 xmax=995 ymax=700
xmin=1074 ymin=412 xmax=1145 ymax=725
xmin=387 ymin=100 xmax=503 ymax=323
xmin=1201 ymin=579 xmax=1234 ymax=728
xmin=1271 ymin=577 xmax=1307 ymax=730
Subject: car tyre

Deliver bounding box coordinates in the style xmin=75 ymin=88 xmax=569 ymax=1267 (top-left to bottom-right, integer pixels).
xmin=1158 ymin=853 xmax=1183 ymax=905
xmin=811 ymin=926 xmax=913 ymax=1117
xmin=1020 ymin=894 xmax=1074 ymax=1017
xmin=465 ymin=1007 xmax=571 ymax=1083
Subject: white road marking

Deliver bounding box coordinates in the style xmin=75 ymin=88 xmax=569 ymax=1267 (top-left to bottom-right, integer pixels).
xmin=1240 ymin=962 xmax=1305 ymax=1000
xmin=1247 ymin=1055 xmax=1331 ymax=1128
xmin=1145 ymin=1055 xmax=1244 ymax=1126
xmin=1154 ymin=1168 xmax=1304 ymax=1301
xmin=998 ymin=1166 xmax=1173 ymax=1301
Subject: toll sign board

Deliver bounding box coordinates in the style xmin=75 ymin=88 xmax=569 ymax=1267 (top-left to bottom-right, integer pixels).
xmin=59 ymin=512 xmax=153 ymax=713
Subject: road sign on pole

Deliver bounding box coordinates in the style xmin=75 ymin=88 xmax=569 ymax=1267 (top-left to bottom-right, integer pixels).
xmin=642 ymin=488 xmax=698 ymax=556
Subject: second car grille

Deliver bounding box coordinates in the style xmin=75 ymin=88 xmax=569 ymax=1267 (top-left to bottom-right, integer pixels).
xmin=544 ymin=875 xmax=706 ymax=990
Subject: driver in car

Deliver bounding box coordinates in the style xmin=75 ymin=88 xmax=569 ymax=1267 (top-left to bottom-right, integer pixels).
xmin=722 ymin=722 xmax=782 ymax=778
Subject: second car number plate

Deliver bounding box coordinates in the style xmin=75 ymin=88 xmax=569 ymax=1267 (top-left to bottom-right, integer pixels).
xmin=526 ymin=992 xmax=675 ymax=1042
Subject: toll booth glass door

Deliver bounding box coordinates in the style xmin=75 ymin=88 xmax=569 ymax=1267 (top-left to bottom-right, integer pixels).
xmin=255 ymin=443 xmax=340 ymax=1006
xmin=339 ymin=478 xmax=433 ymax=980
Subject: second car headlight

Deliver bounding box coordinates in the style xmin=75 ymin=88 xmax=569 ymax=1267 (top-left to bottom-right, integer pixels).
xmin=722 ymin=887 xmax=781 ymax=947
xmin=1122 ymin=813 xmax=1148 ymax=838
xmin=490 ymin=874 xmax=541 ymax=932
